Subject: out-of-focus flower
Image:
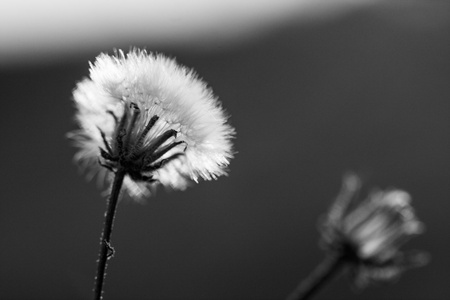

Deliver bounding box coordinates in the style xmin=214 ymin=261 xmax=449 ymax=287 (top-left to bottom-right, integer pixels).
xmin=320 ymin=173 xmax=428 ymax=287
xmin=69 ymin=48 xmax=234 ymax=199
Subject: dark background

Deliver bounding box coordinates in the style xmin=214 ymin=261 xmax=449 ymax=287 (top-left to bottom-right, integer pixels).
xmin=1 ymin=2 xmax=449 ymax=300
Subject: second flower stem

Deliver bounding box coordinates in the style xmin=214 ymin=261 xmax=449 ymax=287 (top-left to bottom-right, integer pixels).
xmin=94 ymin=168 xmax=126 ymax=300
xmin=286 ymin=253 xmax=345 ymax=300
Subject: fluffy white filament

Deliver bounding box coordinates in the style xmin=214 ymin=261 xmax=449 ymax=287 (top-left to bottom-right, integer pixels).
xmin=70 ymin=49 xmax=234 ymax=198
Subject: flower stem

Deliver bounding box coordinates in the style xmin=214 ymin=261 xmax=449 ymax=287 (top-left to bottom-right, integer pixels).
xmin=94 ymin=168 xmax=126 ymax=300
xmin=286 ymin=254 xmax=345 ymax=300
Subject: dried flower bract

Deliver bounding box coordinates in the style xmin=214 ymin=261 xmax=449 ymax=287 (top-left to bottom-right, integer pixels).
xmin=321 ymin=173 xmax=428 ymax=287
xmin=69 ymin=49 xmax=234 ymax=199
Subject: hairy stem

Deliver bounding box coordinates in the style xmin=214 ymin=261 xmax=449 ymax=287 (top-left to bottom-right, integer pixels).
xmin=286 ymin=254 xmax=345 ymax=300
xmin=94 ymin=169 xmax=126 ymax=300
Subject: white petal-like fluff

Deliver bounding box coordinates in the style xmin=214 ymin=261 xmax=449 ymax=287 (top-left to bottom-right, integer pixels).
xmin=70 ymin=49 xmax=234 ymax=198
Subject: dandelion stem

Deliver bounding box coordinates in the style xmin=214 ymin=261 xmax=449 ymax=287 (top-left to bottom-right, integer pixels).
xmin=94 ymin=168 xmax=126 ymax=300
xmin=286 ymin=254 xmax=345 ymax=300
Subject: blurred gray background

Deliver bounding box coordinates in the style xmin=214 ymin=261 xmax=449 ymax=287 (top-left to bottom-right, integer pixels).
xmin=0 ymin=0 xmax=449 ymax=299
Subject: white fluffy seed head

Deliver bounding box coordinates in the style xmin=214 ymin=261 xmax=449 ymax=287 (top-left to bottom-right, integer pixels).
xmin=69 ymin=49 xmax=235 ymax=199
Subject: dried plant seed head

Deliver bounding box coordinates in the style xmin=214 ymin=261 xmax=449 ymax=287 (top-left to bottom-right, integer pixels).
xmin=69 ymin=48 xmax=235 ymax=199
xmin=320 ymin=173 xmax=429 ymax=288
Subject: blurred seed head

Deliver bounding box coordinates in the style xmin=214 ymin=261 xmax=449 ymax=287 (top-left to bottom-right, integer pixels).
xmin=320 ymin=173 xmax=429 ymax=287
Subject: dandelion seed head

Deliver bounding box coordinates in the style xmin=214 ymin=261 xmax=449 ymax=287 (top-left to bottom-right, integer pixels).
xmin=69 ymin=48 xmax=234 ymax=199
xmin=321 ymin=173 xmax=427 ymax=287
